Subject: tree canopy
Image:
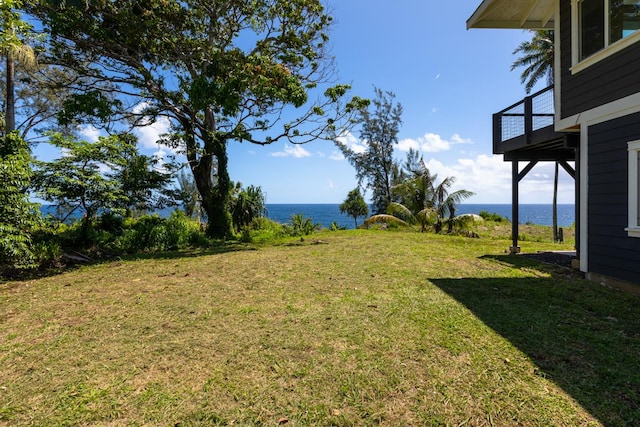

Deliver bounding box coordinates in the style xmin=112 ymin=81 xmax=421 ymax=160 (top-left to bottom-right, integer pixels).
xmin=26 ymin=0 xmax=366 ymax=238
xmin=339 ymin=188 xmax=368 ymax=228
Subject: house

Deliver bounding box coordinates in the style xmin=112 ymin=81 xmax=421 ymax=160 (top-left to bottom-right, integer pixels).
xmin=468 ymin=0 xmax=640 ymax=291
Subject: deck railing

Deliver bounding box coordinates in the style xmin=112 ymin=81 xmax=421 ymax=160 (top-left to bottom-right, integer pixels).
xmin=493 ymin=85 xmax=555 ymax=150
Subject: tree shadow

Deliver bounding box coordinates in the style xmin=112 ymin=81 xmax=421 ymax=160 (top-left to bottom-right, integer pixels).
xmin=431 ymin=255 xmax=640 ymax=426
xmin=0 ymin=242 xmax=257 ymax=283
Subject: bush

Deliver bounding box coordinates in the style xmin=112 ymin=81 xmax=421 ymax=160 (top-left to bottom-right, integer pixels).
xmin=285 ymin=214 xmax=319 ymax=237
xmin=98 ymin=212 xmax=125 ymax=235
xmin=116 ymin=211 xmax=206 ymax=252
xmin=479 ymin=210 xmax=509 ymax=222
xmin=32 ymin=240 xmax=63 ymax=268
xmin=237 ymin=217 xmax=288 ymax=244
xmin=0 ymin=133 xmax=42 ymax=273
xmin=329 ymin=222 xmax=346 ymax=231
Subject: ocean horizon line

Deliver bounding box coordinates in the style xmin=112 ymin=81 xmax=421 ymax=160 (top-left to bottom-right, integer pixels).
xmin=40 ymin=203 xmax=576 ymax=228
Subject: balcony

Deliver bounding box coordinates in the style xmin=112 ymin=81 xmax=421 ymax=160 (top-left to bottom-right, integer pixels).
xmin=493 ymin=85 xmax=577 ymax=161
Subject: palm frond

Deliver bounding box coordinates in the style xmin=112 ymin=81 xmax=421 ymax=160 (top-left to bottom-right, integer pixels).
xmin=387 ymin=201 xmax=417 ymax=224
xmin=364 ymin=214 xmax=412 ymax=228
xmin=511 ymin=30 xmax=554 ymax=94
xmin=416 ymin=207 xmax=437 ymax=223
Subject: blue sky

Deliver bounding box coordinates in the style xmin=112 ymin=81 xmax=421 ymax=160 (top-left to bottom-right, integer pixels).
xmin=34 ymin=1 xmax=576 ymax=205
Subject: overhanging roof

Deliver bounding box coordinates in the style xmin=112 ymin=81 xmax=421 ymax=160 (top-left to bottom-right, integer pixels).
xmin=467 ymin=0 xmax=556 ymax=30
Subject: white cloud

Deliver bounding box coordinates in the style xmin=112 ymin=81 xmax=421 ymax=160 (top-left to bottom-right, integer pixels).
xmin=131 ymin=102 xmax=173 ymax=150
xmin=270 ymin=144 xmax=312 ymax=158
xmin=451 ymin=134 xmax=473 ymax=145
xmin=134 ymin=116 xmax=171 ymax=150
xmin=420 ymin=154 xmax=576 ymax=204
xmin=329 ymin=150 xmax=345 ymax=161
xmin=397 ymin=132 xmax=473 ymax=153
xmin=336 ymin=131 xmax=367 ymax=154
xmin=78 ymin=125 xmax=101 ymax=143
xmin=327 ymin=179 xmax=334 ymax=189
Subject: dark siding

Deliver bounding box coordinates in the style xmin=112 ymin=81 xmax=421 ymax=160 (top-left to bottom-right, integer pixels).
xmin=588 ymin=112 xmax=640 ymax=284
xmin=560 ymin=0 xmax=640 ymax=119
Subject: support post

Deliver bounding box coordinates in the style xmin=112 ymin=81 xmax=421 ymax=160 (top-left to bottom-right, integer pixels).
xmin=524 ymin=94 xmax=533 ymax=145
xmin=511 ymin=160 xmax=521 ymax=254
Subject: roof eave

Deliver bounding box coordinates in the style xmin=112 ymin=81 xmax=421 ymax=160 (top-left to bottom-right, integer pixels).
xmin=467 ymin=0 xmax=555 ymax=30
xmin=469 ymin=20 xmax=554 ymax=29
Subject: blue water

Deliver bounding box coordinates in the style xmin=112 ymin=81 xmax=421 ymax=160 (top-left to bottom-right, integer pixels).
xmin=266 ymin=204 xmax=575 ymax=230
xmin=41 ymin=204 xmax=575 ymax=230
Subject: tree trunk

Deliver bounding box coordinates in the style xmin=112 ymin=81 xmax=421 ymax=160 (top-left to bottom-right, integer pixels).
xmin=5 ymin=51 xmax=16 ymax=134
xmin=553 ymin=161 xmax=559 ymax=243
xmin=181 ymin=116 xmax=233 ymax=240
xmin=447 ymin=206 xmax=456 ymax=233
xmin=204 ymin=137 xmax=233 ymax=239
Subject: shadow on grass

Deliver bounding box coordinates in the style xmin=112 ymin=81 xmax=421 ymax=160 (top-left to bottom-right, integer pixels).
xmin=431 ymin=255 xmax=640 ymax=427
xmin=0 ymin=241 xmax=257 ymax=283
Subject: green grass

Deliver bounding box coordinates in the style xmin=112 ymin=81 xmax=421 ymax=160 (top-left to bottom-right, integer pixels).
xmin=1 ymin=226 xmax=638 ymax=426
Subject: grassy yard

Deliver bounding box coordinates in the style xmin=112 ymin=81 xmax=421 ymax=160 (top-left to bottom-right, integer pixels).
xmin=1 ymin=226 xmax=639 ymax=426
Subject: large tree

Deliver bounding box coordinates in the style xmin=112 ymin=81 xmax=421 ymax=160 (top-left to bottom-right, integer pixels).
xmin=26 ymin=0 xmax=365 ymax=238
xmin=336 ymin=88 xmax=402 ymax=214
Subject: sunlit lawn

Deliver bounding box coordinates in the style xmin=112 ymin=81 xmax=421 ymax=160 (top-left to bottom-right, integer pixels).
xmin=1 ymin=225 xmax=639 ymax=426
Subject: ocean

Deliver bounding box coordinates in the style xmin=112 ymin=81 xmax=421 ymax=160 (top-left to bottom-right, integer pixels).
xmin=265 ymin=204 xmax=576 ymax=230
xmin=40 ymin=204 xmax=576 ymax=230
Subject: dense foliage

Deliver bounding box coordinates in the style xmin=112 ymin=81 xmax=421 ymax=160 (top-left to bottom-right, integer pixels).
xmin=230 ymin=184 xmax=266 ymax=233
xmin=0 ymin=133 xmax=41 ymax=272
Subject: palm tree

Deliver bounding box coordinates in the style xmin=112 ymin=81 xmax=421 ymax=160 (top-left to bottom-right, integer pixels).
xmin=366 ymin=156 xmax=475 ymax=233
xmin=511 ymin=30 xmax=554 ymax=94
xmin=432 ymin=176 xmax=475 ymax=234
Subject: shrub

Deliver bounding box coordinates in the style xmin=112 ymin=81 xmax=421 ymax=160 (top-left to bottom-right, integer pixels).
xmin=479 ymin=210 xmax=509 ymax=222
xmin=32 ymin=240 xmax=63 ymax=268
xmin=329 ymin=222 xmax=346 ymax=231
xmin=98 ymin=212 xmax=125 ymax=235
xmin=116 ymin=211 xmax=206 ymax=252
xmin=286 ymin=214 xmax=319 ymax=236
xmin=0 ymin=133 xmax=42 ymax=273
xmin=240 ymin=217 xmax=288 ymax=244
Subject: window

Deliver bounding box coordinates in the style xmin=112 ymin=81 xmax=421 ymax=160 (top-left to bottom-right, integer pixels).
xmin=627 ymin=140 xmax=640 ymax=237
xmin=574 ymin=0 xmax=640 ymax=64
xmin=580 ymin=0 xmax=605 ymax=59
xmin=611 ymin=0 xmax=640 ymax=42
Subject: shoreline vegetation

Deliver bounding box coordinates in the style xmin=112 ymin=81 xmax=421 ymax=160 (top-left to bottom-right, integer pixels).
xmin=5 ymin=221 xmax=638 ymax=427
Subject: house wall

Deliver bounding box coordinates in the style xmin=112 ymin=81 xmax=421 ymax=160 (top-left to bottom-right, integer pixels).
xmin=588 ymin=112 xmax=640 ymax=284
xmin=559 ymin=0 xmax=640 ymax=120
